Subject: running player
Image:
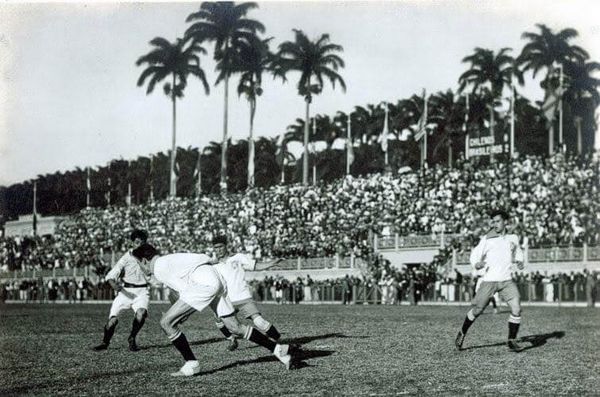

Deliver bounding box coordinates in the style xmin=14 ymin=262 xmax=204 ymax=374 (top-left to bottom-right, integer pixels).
xmin=131 ymin=243 xmax=292 ymax=377
xmin=93 ymin=229 xmax=149 ymax=352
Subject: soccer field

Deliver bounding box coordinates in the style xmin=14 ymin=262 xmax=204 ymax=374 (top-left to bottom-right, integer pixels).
xmin=0 ymin=303 xmax=598 ymax=395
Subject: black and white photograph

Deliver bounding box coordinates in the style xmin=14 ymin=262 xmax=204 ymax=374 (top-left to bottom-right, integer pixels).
xmin=1 ymin=0 xmax=599 ymax=394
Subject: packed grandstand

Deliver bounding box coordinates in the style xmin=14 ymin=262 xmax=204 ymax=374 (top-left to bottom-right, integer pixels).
xmin=1 ymin=151 xmax=598 ymax=280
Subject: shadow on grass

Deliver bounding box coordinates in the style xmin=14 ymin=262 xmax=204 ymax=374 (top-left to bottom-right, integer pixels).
xmin=462 ymin=331 xmax=565 ymax=352
xmin=283 ymin=332 xmax=367 ymax=345
xmin=137 ymin=337 xmax=222 ymax=351
xmin=195 ymin=348 xmax=335 ymax=375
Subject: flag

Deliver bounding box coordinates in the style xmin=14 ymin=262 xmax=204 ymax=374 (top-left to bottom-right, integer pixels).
xmin=414 ymin=89 xmax=428 ymax=141
xmin=126 ymin=183 xmax=132 ymax=207
xmin=32 ymin=180 xmax=38 ymax=236
xmin=248 ymin=138 xmax=255 ymax=187
xmin=86 ymin=167 xmax=91 ymax=207
xmin=347 ymin=114 xmax=355 ymax=168
xmin=276 ymin=130 xmax=286 ymax=167
xmin=86 ymin=167 xmax=91 ymax=191
xmin=464 ymin=93 xmax=470 ymax=160
xmin=509 ymin=74 xmax=515 ymax=158
xmin=462 ymin=93 xmax=469 ymax=133
xmin=148 ymin=156 xmax=154 ymax=202
xmin=194 ymin=151 xmax=202 ymax=195
xmin=379 ymin=103 xmax=389 ymax=152
xmin=541 ymin=65 xmax=563 ymax=126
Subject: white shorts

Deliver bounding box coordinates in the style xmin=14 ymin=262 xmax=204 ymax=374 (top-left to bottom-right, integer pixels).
xmin=108 ymin=287 xmax=149 ymax=318
xmin=179 ymin=265 xmax=234 ymax=317
xmin=227 ymin=284 xmax=253 ymax=304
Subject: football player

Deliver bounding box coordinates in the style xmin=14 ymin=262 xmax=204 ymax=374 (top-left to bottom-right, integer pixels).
xmin=132 ymin=243 xmax=292 ymax=377
xmin=210 ymin=235 xmax=284 ymax=351
xmin=455 ymin=209 xmax=525 ymax=352
xmin=93 ymin=229 xmax=149 ymax=352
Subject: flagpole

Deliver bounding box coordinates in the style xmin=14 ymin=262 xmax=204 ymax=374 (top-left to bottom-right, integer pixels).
xmin=346 ymin=113 xmax=352 ymax=175
xmin=379 ymin=101 xmax=389 ymax=167
xmin=558 ymin=64 xmax=564 ymax=152
xmin=127 ymin=161 xmax=132 ymax=207
xmin=196 ymin=151 xmax=202 ymax=196
xmin=384 ymin=103 xmax=389 ymax=166
xmin=86 ymin=167 xmax=91 ymax=208
xmin=107 ymin=175 xmax=111 ymax=206
xmin=464 ymin=93 xmax=470 ymax=160
xmin=32 ymin=180 xmax=37 ymax=237
xmin=422 ymin=90 xmax=428 ymax=169
xmin=510 ymin=76 xmax=515 ymax=158
xmin=312 ymin=117 xmax=317 ymax=185
xmin=149 ymin=155 xmax=154 ymax=202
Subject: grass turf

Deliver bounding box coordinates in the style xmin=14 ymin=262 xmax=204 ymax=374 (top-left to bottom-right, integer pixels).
xmin=0 ymin=303 xmax=598 ymax=395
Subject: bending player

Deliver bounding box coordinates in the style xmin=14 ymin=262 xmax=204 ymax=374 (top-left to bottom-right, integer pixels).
xmin=93 ymin=229 xmax=149 ymax=352
xmin=131 ymin=243 xmax=292 ymax=377
xmin=210 ymin=235 xmax=284 ymax=351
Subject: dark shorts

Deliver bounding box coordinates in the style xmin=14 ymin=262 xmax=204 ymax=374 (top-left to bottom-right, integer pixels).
xmin=472 ymin=280 xmax=520 ymax=312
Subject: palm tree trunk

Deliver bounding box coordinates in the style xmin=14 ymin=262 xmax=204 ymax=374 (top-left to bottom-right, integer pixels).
xmin=247 ymin=99 xmax=256 ymax=188
xmin=448 ymin=139 xmax=453 ymax=167
xmin=169 ymin=74 xmax=177 ymax=197
xmin=303 ymin=96 xmax=310 ymax=185
xmin=220 ymin=73 xmax=229 ymax=192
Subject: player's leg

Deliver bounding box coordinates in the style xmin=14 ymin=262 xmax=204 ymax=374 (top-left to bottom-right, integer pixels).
xmin=160 ymin=299 xmax=199 ymax=376
xmin=498 ymin=281 xmax=523 ymax=351
xmin=489 ymin=293 xmax=498 ymax=313
xmin=236 ymin=300 xmax=281 ymax=341
xmin=213 ymin=296 xmax=291 ymax=369
xmin=456 ymin=282 xmax=495 ymax=350
xmin=127 ymin=289 xmax=150 ymax=351
xmin=214 ymin=315 xmax=238 ymax=351
xmin=94 ymin=294 xmax=128 ymax=350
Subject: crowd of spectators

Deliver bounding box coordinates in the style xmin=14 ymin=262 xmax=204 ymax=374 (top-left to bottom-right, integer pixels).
xmin=3 ymin=268 xmax=596 ymax=306
xmin=0 ymin=152 xmax=598 ymax=276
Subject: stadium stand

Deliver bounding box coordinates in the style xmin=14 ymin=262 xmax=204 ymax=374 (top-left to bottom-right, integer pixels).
xmin=0 ymin=152 xmax=599 ymax=305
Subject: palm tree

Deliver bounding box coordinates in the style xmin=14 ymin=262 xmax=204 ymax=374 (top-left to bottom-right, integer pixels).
xmin=429 ymin=90 xmax=465 ymax=166
xmin=274 ymin=29 xmax=346 ymax=184
xmin=185 ymin=1 xmax=265 ymax=192
xmin=561 ymin=60 xmax=600 ymax=153
xmin=517 ymin=24 xmax=590 ymax=151
xmin=235 ymin=38 xmax=274 ymax=188
xmin=517 ymin=24 xmax=589 ymax=81
xmin=136 ymin=36 xmax=210 ymax=197
xmin=458 ymin=47 xmax=520 ymax=144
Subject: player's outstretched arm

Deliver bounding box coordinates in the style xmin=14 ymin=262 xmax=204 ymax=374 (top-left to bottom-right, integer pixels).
xmin=254 ymin=258 xmax=284 ymax=271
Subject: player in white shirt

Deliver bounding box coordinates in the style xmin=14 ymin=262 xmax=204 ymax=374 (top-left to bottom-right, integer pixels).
xmin=131 ymin=243 xmax=292 ymax=377
xmin=210 ymin=235 xmax=284 ymax=351
xmin=455 ymin=209 xmax=525 ymax=352
xmin=93 ymin=230 xmax=149 ymax=352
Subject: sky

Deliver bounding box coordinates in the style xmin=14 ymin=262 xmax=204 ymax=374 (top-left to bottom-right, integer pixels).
xmin=0 ymin=0 xmax=599 ymax=186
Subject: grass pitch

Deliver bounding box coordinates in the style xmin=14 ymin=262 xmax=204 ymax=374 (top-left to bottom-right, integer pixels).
xmin=0 ymin=303 xmax=598 ymax=395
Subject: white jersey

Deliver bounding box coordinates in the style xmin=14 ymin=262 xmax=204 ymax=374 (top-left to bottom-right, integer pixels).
xmin=105 ymin=251 xmax=148 ymax=285
xmin=470 ymin=234 xmax=523 ymax=282
xmin=213 ymin=253 xmax=256 ymax=304
xmin=153 ymin=253 xmax=214 ymax=293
